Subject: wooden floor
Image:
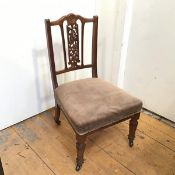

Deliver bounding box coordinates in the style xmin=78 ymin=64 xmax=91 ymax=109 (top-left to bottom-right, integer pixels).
xmin=0 ymin=110 xmax=175 ymax=175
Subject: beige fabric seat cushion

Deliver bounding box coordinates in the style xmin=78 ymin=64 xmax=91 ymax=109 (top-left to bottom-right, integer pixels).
xmin=55 ymin=78 xmax=142 ymax=134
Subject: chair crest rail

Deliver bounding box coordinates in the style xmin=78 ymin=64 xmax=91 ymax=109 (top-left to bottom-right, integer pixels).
xmin=50 ymin=13 xmax=94 ymax=26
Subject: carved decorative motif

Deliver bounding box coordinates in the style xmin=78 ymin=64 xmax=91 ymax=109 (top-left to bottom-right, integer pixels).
xmin=67 ymin=23 xmax=80 ymax=68
xmin=67 ymin=13 xmax=77 ymax=25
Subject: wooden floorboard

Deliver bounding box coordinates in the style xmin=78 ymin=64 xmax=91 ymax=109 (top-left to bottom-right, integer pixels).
xmin=0 ymin=110 xmax=175 ymax=175
xmin=90 ymin=120 xmax=175 ymax=175
xmin=140 ymin=113 xmax=175 ymax=140
xmin=0 ymin=128 xmax=55 ymax=175
xmin=124 ymin=115 xmax=175 ymax=152
xmin=13 ymin=111 xmax=133 ymax=175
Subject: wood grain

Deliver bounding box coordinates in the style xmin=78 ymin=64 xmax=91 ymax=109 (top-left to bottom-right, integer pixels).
xmin=0 ymin=128 xmax=54 ymax=175
xmin=0 ymin=110 xmax=175 ymax=175
xmin=13 ymin=112 xmax=133 ymax=175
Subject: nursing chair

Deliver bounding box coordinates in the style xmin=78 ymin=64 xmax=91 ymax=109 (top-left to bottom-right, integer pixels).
xmin=45 ymin=13 xmax=142 ymax=171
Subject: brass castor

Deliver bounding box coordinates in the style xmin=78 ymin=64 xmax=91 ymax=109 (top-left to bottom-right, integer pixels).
xmin=75 ymin=163 xmax=82 ymax=171
xmin=54 ymin=117 xmax=61 ymax=125
xmin=75 ymin=158 xmax=84 ymax=171
xmin=129 ymin=139 xmax=134 ymax=147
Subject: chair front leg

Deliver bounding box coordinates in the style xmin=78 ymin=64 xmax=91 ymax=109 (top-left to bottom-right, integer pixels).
xmin=128 ymin=113 xmax=140 ymax=147
xmin=0 ymin=159 xmax=4 ymax=175
xmin=76 ymin=134 xmax=87 ymax=171
xmin=54 ymin=104 xmax=61 ymax=125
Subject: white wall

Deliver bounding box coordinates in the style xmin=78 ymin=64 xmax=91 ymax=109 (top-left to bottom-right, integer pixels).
xmin=122 ymin=0 xmax=175 ymax=121
xmin=0 ymin=0 xmax=128 ymax=130
xmin=3 ymin=0 xmax=174 ymax=129
xmin=96 ymin=0 xmax=127 ymax=83
xmin=0 ymin=0 xmax=96 ymax=130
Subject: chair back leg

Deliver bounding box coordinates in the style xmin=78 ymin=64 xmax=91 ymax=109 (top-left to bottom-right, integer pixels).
xmin=54 ymin=104 xmax=61 ymax=125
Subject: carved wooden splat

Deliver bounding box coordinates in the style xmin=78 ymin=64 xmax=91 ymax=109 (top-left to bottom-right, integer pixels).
xmin=67 ymin=23 xmax=80 ymax=68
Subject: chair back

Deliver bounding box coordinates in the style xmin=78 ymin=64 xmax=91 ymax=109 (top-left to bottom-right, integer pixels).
xmin=45 ymin=13 xmax=98 ymax=88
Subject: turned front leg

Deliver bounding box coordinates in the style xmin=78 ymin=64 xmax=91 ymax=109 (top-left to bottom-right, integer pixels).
xmin=0 ymin=159 xmax=4 ymax=175
xmin=76 ymin=134 xmax=87 ymax=171
xmin=128 ymin=113 xmax=140 ymax=147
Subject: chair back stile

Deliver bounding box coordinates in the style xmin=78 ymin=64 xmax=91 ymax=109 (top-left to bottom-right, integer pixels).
xmin=45 ymin=13 xmax=98 ymax=89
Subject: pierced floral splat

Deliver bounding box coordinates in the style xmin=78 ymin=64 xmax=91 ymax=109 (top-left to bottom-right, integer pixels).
xmin=67 ymin=23 xmax=80 ymax=68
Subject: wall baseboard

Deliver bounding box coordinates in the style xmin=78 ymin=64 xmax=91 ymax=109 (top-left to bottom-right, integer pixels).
xmin=142 ymin=108 xmax=175 ymax=128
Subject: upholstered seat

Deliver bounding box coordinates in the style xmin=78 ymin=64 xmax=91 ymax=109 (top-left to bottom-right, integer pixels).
xmin=55 ymin=78 xmax=142 ymax=134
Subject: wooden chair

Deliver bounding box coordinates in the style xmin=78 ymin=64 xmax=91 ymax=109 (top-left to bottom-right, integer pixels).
xmin=45 ymin=13 xmax=142 ymax=171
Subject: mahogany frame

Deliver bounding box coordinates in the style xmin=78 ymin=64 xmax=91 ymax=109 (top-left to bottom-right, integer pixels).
xmin=45 ymin=13 xmax=140 ymax=171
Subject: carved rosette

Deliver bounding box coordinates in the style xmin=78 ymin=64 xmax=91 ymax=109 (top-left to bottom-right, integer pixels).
xmin=67 ymin=23 xmax=80 ymax=68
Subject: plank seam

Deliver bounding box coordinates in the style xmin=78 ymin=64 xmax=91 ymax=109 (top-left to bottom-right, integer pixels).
xmin=89 ymin=138 xmax=136 ymax=175
xmin=137 ymin=128 xmax=175 ymax=153
xmin=123 ymin=122 xmax=175 ymax=153
xmin=12 ymin=127 xmax=57 ymax=175
xmin=139 ymin=118 xmax=175 ymax=140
